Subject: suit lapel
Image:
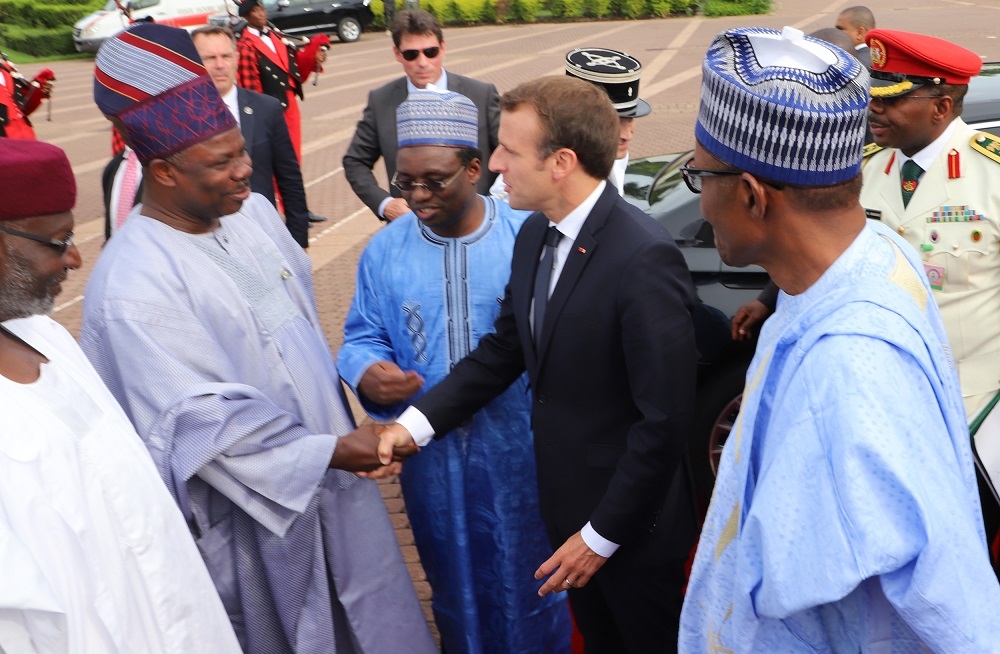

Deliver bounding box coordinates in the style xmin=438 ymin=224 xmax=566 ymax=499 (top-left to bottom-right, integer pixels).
xmin=247 ymin=32 xmax=286 ymax=72
xmin=516 ymin=215 xmax=548 ymax=372
xmin=878 ymin=151 xmax=907 ymax=220
xmin=237 ymin=90 xmax=256 ymax=159
xmin=536 ymin=184 xmax=614 ymax=358
xmin=905 ymin=123 xmax=965 ymax=219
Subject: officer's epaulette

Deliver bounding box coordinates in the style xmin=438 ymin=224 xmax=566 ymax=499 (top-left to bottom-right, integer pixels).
xmin=862 ymin=142 xmax=883 ymax=158
xmin=970 ymin=132 xmax=1000 ymax=165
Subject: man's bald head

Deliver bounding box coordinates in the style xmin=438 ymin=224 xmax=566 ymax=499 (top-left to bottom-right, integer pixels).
xmin=836 ymin=6 xmax=876 ymax=47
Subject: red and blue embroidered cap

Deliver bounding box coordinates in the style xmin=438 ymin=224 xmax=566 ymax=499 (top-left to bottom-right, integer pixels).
xmin=867 ymin=29 xmax=982 ymax=98
xmin=93 ymin=23 xmax=237 ymax=165
xmin=0 ymin=140 xmax=75 ymax=221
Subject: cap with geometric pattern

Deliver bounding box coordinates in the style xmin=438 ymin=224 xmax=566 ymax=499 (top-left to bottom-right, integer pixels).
xmin=696 ymin=26 xmax=869 ymax=187
xmin=397 ymin=89 xmax=479 ymax=149
xmin=94 ymin=22 xmax=237 ymax=165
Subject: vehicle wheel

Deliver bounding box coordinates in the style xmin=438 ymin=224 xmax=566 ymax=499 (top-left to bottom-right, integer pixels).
xmin=337 ymin=15 xmax=362 ymax=42
xmin=689 ymin=364 xmax=747 ymax=513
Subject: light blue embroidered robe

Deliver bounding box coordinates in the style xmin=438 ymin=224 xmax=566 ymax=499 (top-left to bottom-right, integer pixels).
xmin=79 ymin=194 xmax=436 ymax=654
xmin=338 ymin=197 xmax=571 ymax=654
xmin=680 ymin=221 xmax=1000 ymax=653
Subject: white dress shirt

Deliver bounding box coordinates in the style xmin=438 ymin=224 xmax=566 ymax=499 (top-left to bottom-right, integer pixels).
xmin=245 ymin=26 xmax=276 ymax=54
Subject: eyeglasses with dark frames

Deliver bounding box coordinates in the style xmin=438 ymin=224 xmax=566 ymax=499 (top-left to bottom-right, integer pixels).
xmin=399 ymin=46 xmax=441 ymax=61
xmin=0 ymin=224 xmax=74 ymax=254
xmin=679 ymin=158 xmax=744 ymax=194
xmin=391 ymin=166 xmax=467 ymax=194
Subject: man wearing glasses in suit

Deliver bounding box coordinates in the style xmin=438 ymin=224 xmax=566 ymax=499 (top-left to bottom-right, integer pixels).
xmin=343 ymin=9 xmax=500 ymax=223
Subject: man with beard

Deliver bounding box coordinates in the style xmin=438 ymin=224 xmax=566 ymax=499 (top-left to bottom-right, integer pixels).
xmin=338 ymin=89 xmax=571 ymax=654
xmin=81 ymin=23 xmax=435 ymax=654
xmin=0 ymin=138 xmax=242 ymax=653
xmin=679 ymin=26 xmax=1000 ymax=652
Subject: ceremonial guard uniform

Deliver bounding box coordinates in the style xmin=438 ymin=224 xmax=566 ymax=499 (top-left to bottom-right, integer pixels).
xmin=0 ymin=59 xmax=53 ymax=139
xmin=860 ymin=30 xmax=1000 ymax=418
xmin=236 ymin=0 xmax=305 ymax=159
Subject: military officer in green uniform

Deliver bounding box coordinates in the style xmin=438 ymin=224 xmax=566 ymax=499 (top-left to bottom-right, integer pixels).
xmin=862 ymin=29 xmax=1000 ymax=421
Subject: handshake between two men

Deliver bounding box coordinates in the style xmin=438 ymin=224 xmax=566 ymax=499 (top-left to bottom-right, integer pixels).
xmin=328 ymin=421 xmax=418 ymax=476
xmin=329 ymin=359 xmax=424 ymax=476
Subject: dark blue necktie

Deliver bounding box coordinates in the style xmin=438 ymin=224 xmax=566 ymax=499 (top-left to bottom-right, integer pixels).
xmin=533 ymin=226 xmax=562 ymax=352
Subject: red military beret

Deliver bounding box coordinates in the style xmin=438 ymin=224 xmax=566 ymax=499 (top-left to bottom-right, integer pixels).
xmin=0 ymin=139 xmax=75 ymax=221
xmin=867 ymin=29 xmax=983 ymax=98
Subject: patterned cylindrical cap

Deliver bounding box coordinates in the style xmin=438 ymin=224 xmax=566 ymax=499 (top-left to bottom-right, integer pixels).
xmin=397 ymin=89 xmax=479 ymax=149
xmin=0 ymin=139 xmax=75 ymax=221
xmin=93 ymin=23 xmax=237 ymax=165
xmin=565 ymin=47 xmax=651 ymax=118
xmin=696 ymin=26 xmax=869 ymax=187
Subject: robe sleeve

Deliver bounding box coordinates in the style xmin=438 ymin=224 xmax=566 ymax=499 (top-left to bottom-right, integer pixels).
xmin=337 ymin=236 xmax=408 ymax=422
xmin=742 ymin=333 xmax=995 ymax=648
xmin=81 ymin=304 xmax=336 ymax=538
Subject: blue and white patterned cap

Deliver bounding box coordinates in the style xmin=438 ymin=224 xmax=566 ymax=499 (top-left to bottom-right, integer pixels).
xmin=397 ymin=89 xmax=479 ymax=149
xmin=696 ymin=26 xmax=869 ymax=187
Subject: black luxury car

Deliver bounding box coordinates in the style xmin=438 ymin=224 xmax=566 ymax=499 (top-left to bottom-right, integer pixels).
xmin=623 ymin=65 xmax=1000 ymax=507
xmin=210 ymin=0 xmax=374 ymax=43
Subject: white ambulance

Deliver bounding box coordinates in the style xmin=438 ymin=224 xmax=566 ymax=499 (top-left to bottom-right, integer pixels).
xmin=73 ymin=0 xmax=227 ymax=53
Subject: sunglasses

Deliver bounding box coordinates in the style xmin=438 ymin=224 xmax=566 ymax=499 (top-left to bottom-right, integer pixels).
xmin=399 ymin=46 xmax=441 ymax=61
xmin=391 ymin=166 xmax=466 ymax=194
xmin=0 ymin=224 xmax=75 ymax=255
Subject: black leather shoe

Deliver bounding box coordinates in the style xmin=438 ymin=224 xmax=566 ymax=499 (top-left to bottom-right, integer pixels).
xmin=308 ymin=212 xmax=327 ymax=223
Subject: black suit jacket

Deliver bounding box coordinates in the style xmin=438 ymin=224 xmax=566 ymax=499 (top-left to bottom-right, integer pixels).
xmin=237 ymin=88 xmax=310 ymax=248
xmin=342 ymin=72 xmax=500 ymax=218
xmin=414 ymin=184 xmax=699 ymax=563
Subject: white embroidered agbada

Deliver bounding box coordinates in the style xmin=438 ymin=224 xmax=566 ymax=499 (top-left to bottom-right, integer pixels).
xmin=0 ymin=314 xmax=241 ymax=654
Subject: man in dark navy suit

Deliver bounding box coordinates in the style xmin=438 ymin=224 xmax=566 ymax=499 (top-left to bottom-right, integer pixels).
xmin=193 ymin=25 xmax=310 ymax=248
xmin=377 ymin=76 xmax=700 ymax=653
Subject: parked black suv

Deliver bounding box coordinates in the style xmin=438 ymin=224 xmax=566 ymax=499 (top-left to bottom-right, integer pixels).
xmin=209 ymin=0 xmax=374 ymax=43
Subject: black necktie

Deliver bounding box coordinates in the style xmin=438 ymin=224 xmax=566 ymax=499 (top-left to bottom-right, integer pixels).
xmin=533 ymin=226 xmax=562 ymax=352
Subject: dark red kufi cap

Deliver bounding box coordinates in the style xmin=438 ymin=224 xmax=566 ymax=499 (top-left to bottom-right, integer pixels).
xmin=0 ymin=139 xmax=76 ymax=221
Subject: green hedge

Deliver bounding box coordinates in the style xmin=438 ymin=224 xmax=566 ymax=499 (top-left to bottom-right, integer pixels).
xmin=702 ymin=0 xmax=768 ymax=16
xmin=369 ymin=0 xmax=764 ymax=27
xmin=0 ymin=24 xmax=75 ymax=55
xmin=0 ymin=0 xmax=98 ymax=29
xmin=1 ymin=0 xmax=772 ymax=56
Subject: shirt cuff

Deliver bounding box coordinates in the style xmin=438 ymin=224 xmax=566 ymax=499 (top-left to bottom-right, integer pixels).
xmin=396 ymin=406 xmax=435 ymax=447
xmin=377 ymin=196 xmax=392 ymax=220
xmin=581 ymin=522 xmax=619 ymax=558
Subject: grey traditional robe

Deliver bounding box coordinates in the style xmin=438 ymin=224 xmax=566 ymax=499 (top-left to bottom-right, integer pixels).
xmin=80 ymin=194 xmax=435 ymax=654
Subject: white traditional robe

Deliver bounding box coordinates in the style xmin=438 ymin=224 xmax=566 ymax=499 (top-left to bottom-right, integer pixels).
xmin=0 ymin=315 xmax=241 ymax=654
xmin=681 ymin=221 xmax=1000 ymax=652
xmin=79 ymin=194 xmax=435 ymax=654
